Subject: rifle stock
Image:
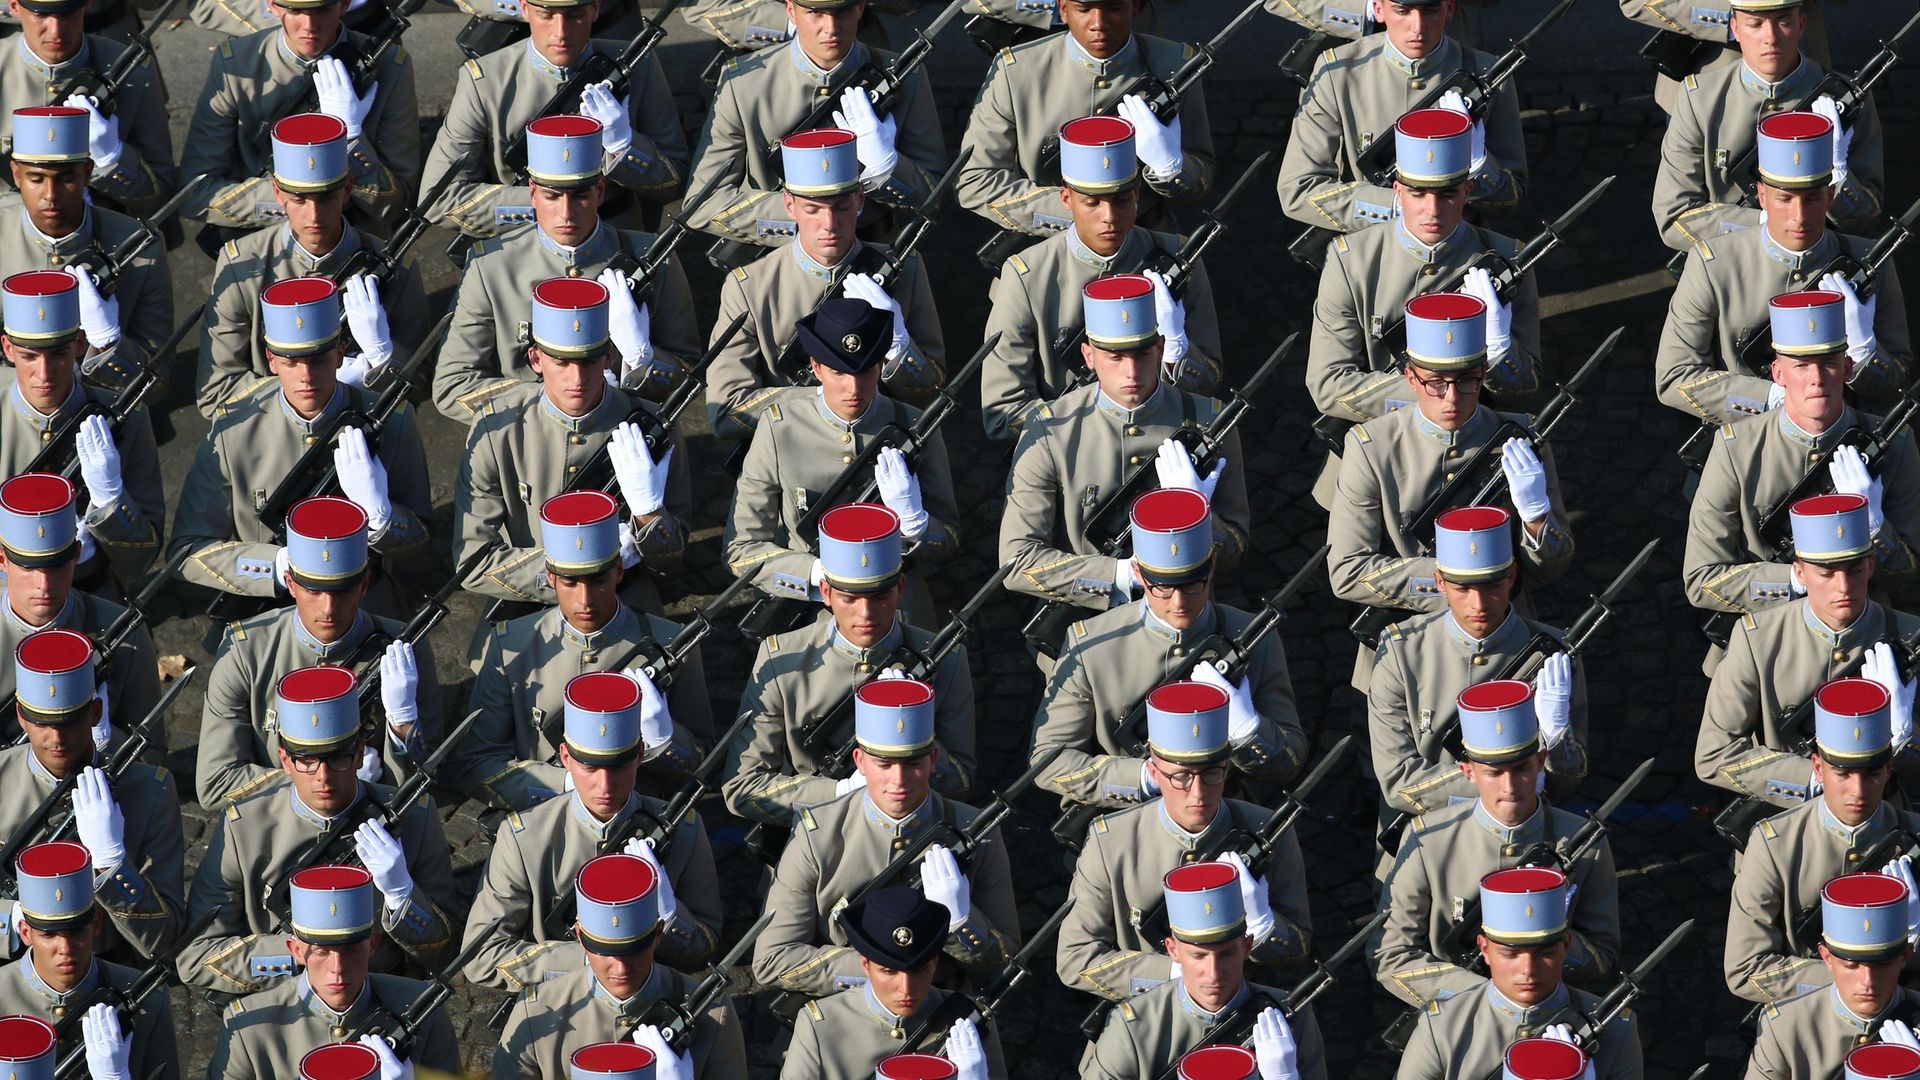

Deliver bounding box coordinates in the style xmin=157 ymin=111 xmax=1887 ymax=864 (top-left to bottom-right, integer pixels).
xmin=655 ymin=909 xmax=777 ymax=1051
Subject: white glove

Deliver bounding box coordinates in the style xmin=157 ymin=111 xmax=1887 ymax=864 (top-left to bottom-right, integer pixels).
xmin=946 ymin=1017 xmax=988 ymax=1080
xmin=1865 ymin=642 xmax=1917 ymax=752
xmin=63 ymin=94 xmax=122 ymax=175
xmin=1884 ymin=1020 xmax=1920 ymax=1049
xmin=608 ymin=423 xmax=670 ymax=518
xmin=841 ymin=272 xmax=910 ymax=359
xmin=597 ymin=268 xmax=654 ymax=378
xmin=1253 ymin=1007 xmax=1299 ymax=1080
xmin=617 ymin=520 xmax=643 ymax=570
xmin=920 ymin=844 xmax=971 ymax=929
xmin=1143 ymin=268 xmax=1190 ymax=369
xmin=579 ymin=81 xmax=634 ymax=160
xmin=1461 ymin=267 xmax=1513 ymax=361
xmin=356 ymin=1034 xmax=413 ymax=1080
xmin=831 ymin=86 xmax=897 ymax=183
xmin=1140 ymin=760 xmax=1160 ymax=797
xmin=1153 ymin=438 xmax=1223 ymax=501
xmin=1114 ymin=558 xmax=1139 ymax=600
xmin=75 ymin=414 xmax=124 ymax=510
xmin=630 ymin=1025 xmax=690 ymax=1080
xmin=810 ymin=558 xmax=827 ymax=591
xmin=81 ymin=1003 xmax=132 ymax=1080
xmin=1812 ymin=94 xmax=1852 ymax=190
xmin=3 ymin=902 xmax=20 ymax=960
xmin=333 ymin=426 xmax=394 ymax=535
xmin=91 ymin=681 xmax=112 ymax=752
xmin=1116 ymin=94 xmax=1182 ymax=178
xmin=342 ymin=274 xmax=393 ymax=371
xmin=834 ymin=771 xmax=868 ymax=797
xmin=356 ymin=743 xmax=382 ymax=783
xmin=273 ymin=545 xmax=292 ymax=592
xmin=1767 ymin=382 xmax=1787 ymax=411
xmin=621 ymin=836 xmax=679 ymax=922
xmin=1542 ymin=1024 xmax=1596 ymax=1080
xmin=1877 ymin=853 xmax=1916 ymax=943
xmin=1222 ymin=851 xmax=1275 ymax=944
xmin=313 ymin=57 xmax=377 ymax=139
xmin=64 ymin=267 xmax=119 ymax=350
xmin=1438 ymin=88 xmax=1488 ymax=174
xmin=72 ymin=766 xmax=126 ymax=872
xmin=1500 ymin=438 xmax=1551 ymax=523
xmin=1828 ymin=444 xmax=1886 ymax=534
xmin=626 ymin=665 xmax=673 ymax=749
xmin=1822 ymin=271 xmax=1879 ymax=364
xmin=1193 ymin=659 xmax=1259 ymax=743
xmin=379 ymin=640 xmax=419 ymax=735
xmin=874 ymin=446 xmax=929 ymax=541
xmin=354 ymin=820 xmax=415 ymax=910
xmin=1534 ymin=652 xmax=1573 ymax=750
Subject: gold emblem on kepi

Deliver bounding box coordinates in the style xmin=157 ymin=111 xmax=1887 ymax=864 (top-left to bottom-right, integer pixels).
xmin=1101 ymin=154 xmax=1111 ymax=169
xmin=562 ymin=147 xmax=571 ymax=162
xmin=1867 ymin=917 xmax=1874 ymax=933
xmin=573 ymin=318 xmax=582 ymax=333
xmin=54 ymin=888 xmax=62 ymax=902
xmin=1793 ymin=150 xmax=1801 ymax=165
xmin=1469 ymin=540 xmax=1478 ymax=555
xmin=322 ymin=548 xmax=330 ymax=562
xmin=1204 ymin=901 xmax=1213 ymax=916
xmin=1525 ymin=903 xmax=1533 ymax=918
xmin=1810 ymin=317 xmax=1818 ymax=333
xmin=1855 ymin=725 xmax=1863 ymax=740
xmin=1495 ymin=719 xmax=1504 ymax=735
xmin=1121 ymin=309 xmax=1131 ymax=324
xmin=35 ymin=306 xmax=44 ymax=322
xmin=896 ymin=718 xmax=905 ymax=733
xmin=842 ymin=333 xmax=862 ymax=353
xmin=295 ymin=314 xmax=305 ymax=330
xmin=307 ymin=154 xmax=315 ymax=170
xmin=1426 ymin=148 xmax=1434 ymax=163
xmin=600 ymin=722 xmax=608 ymax=737
xmin=893 ymin=926 xmax=913 ymax=946
xmin=1446 ymin=329 xmax=1455 ymax=344
xmin=311 ymin=711 xmax=320 ymax=728
xmin=330 ymin=902 xmax=338 ymax=916
xmin=1191 ymin=723 xmax=1200 ymax=738
xmin=611 ymin=914 xmax=620 ymax=927
xmin=821 ymin=156 xmax=831 ymax=173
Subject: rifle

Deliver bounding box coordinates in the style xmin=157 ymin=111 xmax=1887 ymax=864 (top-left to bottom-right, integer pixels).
xmin=496 ymin=0 xmax=689 ymax=176
xmin=1051 ymin=545 xmax=1330 ymax=852
xmin=1774 ymin=829 xmax=1919 ymax=961
xmin=1022 ymin=333 xmax=1295 ymax=660
xmin=734 ymin=335 xmax=994 ymax=642
xmin=1310 ymin=180 xmax=1615 ymax=455
xmin=1435 ymin=758 xmax=1654 ymax=969
xmin=346 ymin=916 xmax=500 ymax=1057
xmin=1505 ymin=919 xmax=1694 ymax=1079
xmin=340 ymin=550 xmax=488 ymax=731
xmin=46 ymin=0 xmax=191 ymax=116
xmin=69 ymin=176 xmax=205 ymax=298
xmin=35 ymin=298 xmax=191 ymax=468
xmin=899 ymin=898 xmax=1072 ymax=1054
xmin=1278 ymin=29 xmax=1344 ymax=89
xmin=604 ymin=168 xmax=732 ymax=310
xmin=1637 ymin=27 xmax=1733 ymax=82
xmin=1376 ymin=538 xmax=1659 ymax=856
xmin=253 ymin=0 xmax=425 ymax=146
xmin=1345 ymin=327 xmax=1619 ymax=651
xmin=1285 ymin=0 xmax=1580 ymax=270
xmin=48 ymin=904 xmax=222 ymax=1079
xmin=325 ymin=164 xmax=462 ymax=296
xmin=647 ymin=909 xmax=776 ymax=1051
xmin=962 ymin=12 xmax=1050 ymax=55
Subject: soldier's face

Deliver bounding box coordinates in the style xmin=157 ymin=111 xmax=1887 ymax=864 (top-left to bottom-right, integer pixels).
xmin=809 ymin=360 xmax=882 ymax=421
xmin=1374 ymin=0 xmax=1452 ymax=59
xmin=852 ymin=747 xmax=935 ymax=816
xmin=1057 ymin=0 xmax=1135 ymax=59
xmin=1458 ymin=753 xmax=1543 ymax=825
xmin=585 ymin=941 xmax=656 ymax=998
xmin=15 ymin=707 xmax=98 ymax=778
xmin=785 ymin=0 xmax=863 ymax=67
xmin=1081 ymin=343 xmax=1161 ymax=408
xmin=784 ymin=191 xmax=862 ymax=265
xmin=1731 ymin=9 xmax=1805 ymax=76
xmin=549 ymin=567 xmax=622 ymax=631
xmin=823 ymin=579 xmax=904 ymax=645
xmin=1822 ymin=945 xmax=1908 ymax=1018
xmin=2 ymin=337 xmax=83 ymax=415
xmin=529 ymin=349 xmax=611 ymax=418
xmin=1796 ymin=557 xmax=1872 ymax=632
xmin=1393 ymin=181 xmax=1467 ymax=246
xmin=1142 ymin=568 xmax=1211 ymax=629
xmin=1813 ymin=757 xmax=1891 ymax=826
xmin=1440 ymin=568 xmax=1515 ymax=637
xmin=9 ymin=162 xmax=90 ymax=237
xmin=21 ymin=915 xmax=99 ymax=992
xmin=289 ymin=575 xmax=367 ymax=642
xmin=0 ymin=552 xmax=76 ymax=626
xmin=289 ymin=937 xmax=376 ymax=1011
xmin=858 ymin=955 xmax=937 ymax=1017
xmin=531 ymin=181 xmax=605 ymax=247
xmin=1476 ymin=936 xmax=1566 ymax=1006
xmin=268 ymin=347 xmax=343 ymax=419
xmin=1404 ymin=363 xmax=1483 ymax=429
xmin=1757 ymin=183 xmax=1835 ymax=252
xmin=1148 ymin=755 xmax=1226 ymax=829
xmin=1060 ymin=187 xmax=1138 ymax=256
xmin=7 ymin=1 xmax=85 ymax=63
xmin=271 ymin=0 xmax=347 ymax=58
xmin=523 ymin=1 xmax=598 ymax=67
xmin=273 ymin=182 xmax=352 ymax=256
xmin=1163 ymin=935 xmax=1250 ymax=1011
xmin=560 ymin=745 xmax=639 ymax=820
xmin=278 ymin=741 xmax=363 ymax=813
xmin=1769 ymin=354 xmax=1850 ymax=431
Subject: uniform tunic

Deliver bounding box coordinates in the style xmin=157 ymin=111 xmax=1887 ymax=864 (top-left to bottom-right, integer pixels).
xmin=206 ymin=973 xmax=460 ymax=1079
xmin=0 ymin=591 xmax=162 ymax=743
xmin=1396 ymin=982 xmax=1642 ymax=1080
xmin=1085 ymin=979 xmax=1327 ymax=1080
xmin=494 ymin=962 xmax=747 ymax=1079
xmin=0 ymin=35 xmax=175 ymax=215
xmin=0 ymin=957 xmax=179 ymax=1079
xmin=782 ymin=984 xmax=1009 ymax=1080
xmin=1747 ymin=987 xmax=1920 ymax=1080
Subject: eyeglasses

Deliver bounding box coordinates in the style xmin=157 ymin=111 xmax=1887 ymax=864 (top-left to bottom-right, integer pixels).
xmin=1411 ymin=371 xmax=1485 ymax=398
xmin=1158 ymin=764 xmax=1230 ymax=790
xmin=1144 ymin=580 xmax=1209 ymax=599
xmin=287 ymin=748 xmax=360 ymax=774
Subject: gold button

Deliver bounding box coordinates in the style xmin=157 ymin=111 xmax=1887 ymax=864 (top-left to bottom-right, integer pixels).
xmin=41 ymin=431 xmax=52 ymax=443
xmin=841 ymin=433 xmax=852 ymax=444
xmin=1835 ymin=650 xmax=1846 ymax=663
xmin=52 ymin=1007 xmax=64 ymax=1020
xmin=1446 ymin=448 xmax=1460 ymax=458
xmin=1129 ymin=455 xmax=1141 ymax=466
xmin=332 ymin=1026 xmax=345 ymax=1038
xmin=842 ymin=454 xmax=853 ymax=464
xmin=570 ymin=434 xmax=585 ymax=445
xmin=304 ymin=436 xmax=316 ymax=446
xmin=858 ymin=663 xmax=871 ymax=673
xmin=1446 ymin=472 xmax=1457 ymax=482
xmin=1125 ymin=425 xmax=1140 ymax=437
xmin=1471 ymin=656 xmax=1485 ymax=666
xmin=567 ymin=465 xmax=578 ymax=474
xmin=1172 ymin=647 xmax=1185 ymax=658
xmin=1410 ymin=79 xmax=1426 ymax=91
xmin=1421 ymin=266 xmax=1436 ymax=276
xmin=567 ymin=266 xmax=581 ymax=277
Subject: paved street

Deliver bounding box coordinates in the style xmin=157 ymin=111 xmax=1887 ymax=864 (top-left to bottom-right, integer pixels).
xmin=78 ymin=0 xmax=1920 ymax=1075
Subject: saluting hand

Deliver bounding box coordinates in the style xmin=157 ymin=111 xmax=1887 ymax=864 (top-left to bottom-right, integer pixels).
xmin=1252 ymin=1007 xmax=1298 ymax=1080
xmin=82 ymin=1003 xmax=133 ymax=1080
xmin=946 ymin=1017 xmax=988 ymax=1080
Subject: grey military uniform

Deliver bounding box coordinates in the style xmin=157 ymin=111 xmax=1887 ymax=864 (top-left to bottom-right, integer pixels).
xmin=782 ymin=985 xmax=1009 ymax=1080
xmin=1085 ymin=979 xmax=1327 ymax=1080
xmin=459 ymin=790 xmax=722 ymax=990
xmin=169 ymin=381 xmax=433 ymax=599
xmin=684 ymin=40 xmax=944 ymax=247
xmin=1727 ymin=799 xmax=1920 ymax=1005
xmin=422 ymin=41 xmax=687 ymax=239
xmin=1656 ymin=229 xmax=1911 ymax=424
xmin=1278 ymin=36 xmax=1525 ymax=233
xmin=1396 ymin=981 xmax=1642 ymax=1080
xmin=458 ymin=603 xmax=712 ymax=812
xmin=706 ymin=239 xmax=945 ymax=443
xmin=0 ymin=36 xmax=175 ymax=215
xmin=179 ymin=28 xmax=420 ymax=233
xmin=1618 ymin=0 xmax=1834 ymax=114
xmin=194 ymin=224 xmax=431 ymax=419
xmin=1747 ymin=986 xmax=1920 ymax=1080
xmin=1653 ymin=55 xmax=1883 ymax=253
xmin=1682 ymin=409 xmax=1920 ymax=617
xmin=1376 ymin=800 xmax=1619 ymax=1010
xmin=956 ymin=32 xmax=1213 ymax=237
xmin=999 ymin=381 xmax=1250 ymax=615
xmin=0 ymin=746 xmax=183 ymax=960
xmin=979 ymin=226 xmax=1223 ymax=445
xmin=195 ymin=607 xmax=443 ymax=808
xmin=177 ymin=774 xmax=459 ymax=995
xmin=1031 ymin=600 xmax=1307 ymax=809
xmin=0 ymin=957 xmax=179 ymax=1080
xmin=431 ymin=221 xmax=701 ymax=422
xmin=723 ymin=614 xmax=974 ymax=825
xmin=679 ymin=0 xmax=792 ymax=50
xmin=494 ymin=962 xmax=747 ymax=1079
xmin=0 ymin=591 xmax=162 ymax=743
xmin=1058 ymin=799 xmax=1312 ymax=1001
xmin=753 ymin=790 xmax=1018 ymax=998
xmin=206 ymin=973 xmax=459 ymax=1079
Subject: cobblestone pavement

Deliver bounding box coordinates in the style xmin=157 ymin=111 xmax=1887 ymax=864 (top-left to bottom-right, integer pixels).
xmin=102 ymin=3 xmax=1920 ymax=1077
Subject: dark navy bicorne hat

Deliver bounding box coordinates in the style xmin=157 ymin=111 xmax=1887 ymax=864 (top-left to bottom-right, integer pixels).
xmin=795 ymin=298 xmax=892 ymax=376
xmin=839 ymin=886 xmax=948 ymax=971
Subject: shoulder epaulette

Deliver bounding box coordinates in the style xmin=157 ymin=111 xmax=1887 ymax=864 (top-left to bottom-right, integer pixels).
xmin=1118 ymin=1001 xmax=1137 ymax=1023
xmin=1683 ymin=74 xmax=1699 ymax=91
xmin=219 ymin=39 xmax=233 ymax=59
xmin=1008 ymin=254 xmax=1029 ymax=276
xmin=766 ymin=402 xmax=783 ymax=423
xmin=765 ymin=634 xmax=779 ymax=653
xmin=804 ymin=1000 xmax=823 ymax=1022
xmin=224 ymin=240 xmax=240 ymax=259
xmin=465 ymin=58 xmax=481 ymax=79
xmin=226 ymin=801 xmax=241 ymax=821
xmin=1332 ymin=235 xmax=1350 ymax=256
xmin=1758 ymin=817 xmax=1778 ymax=841
xmin=506 ymin=811 xmax=525 ymax=833
xmin=799 ymin=807 xmax=817 ymax=832
xmin=1740 ymin=612 xmax=1757 ymax=632
xmin=731 ymin=266 xmax=748 ymax=282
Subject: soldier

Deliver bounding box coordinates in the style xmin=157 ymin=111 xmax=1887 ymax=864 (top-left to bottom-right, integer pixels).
xmin=431 ymin=116 xmax=701 ymax=422
xmin=1655 ymin=112 xmax=1911 ymax=427
xmin=1746 ymin=872 xmax=1920 ymax=1077
xmin=750 ymin=682 xmax=1016 ymax=1000
xmin=1375 ymin=681 xmax=1618 ymax=1010
xmin=1697 ymin=496 xmax=1920 ymax=805
xmin=456 ymin=491 xmax=712 ymax=812
xmin=1057 ymin=681 xmax=1312 ymax=1002
xmin=1396 ymin=868 xmax=1642 ymax=1078
xmin=722 ymin=299 xmax=959 ymax=628
xmin=1724 ymin=677 xmax=1920 ymax=1003
xmin=0 ymin=630 xmax=183 ymax=961
xmin=998 ymin=269 xmax=1248 ymax=652
xmin=1307 ymin=110 xmax=1541 ymax=509
xmin=0 ymin=843 xmax=180 ymax=1078
xmin=169 ymin=278 xmax=433 ymax=619
xmin=1682 ymin=295 xmax=1920 ymax=625
xmin=194 ymin=497 xmax=441 ymax=808
xmin=203 ymin=866 xmax=459 ymax=1078
xmin=781 ymin=887 xmax=1006 ymax=1080
xmin=194 ymin=114 xmax=431 ymax=419
xmin=177 ymin=667 xmax=459 ymax=996
xmin=1085 ymin=862 xmax=1326 ymax=1079
xmin=1031 ymin=488 xmax=1308 ymax=812
xmin=978 ymin=116 xmax=1223 ymax=445
xmin=682 ymin=0 xmax=945 ymax=250
xmin=178 ymin=0 xmax=420 ymax=236
xmin=956 ymin=0 xmax=1213 ymax=241
xmin=1652 ymin=0 xmax=1882 ymax=253
xmin=453 ymin=276 xmax=690 ymax=618
xmin=723 ymin=509 xmax=975 ymax=825
xmin=707 ymin=128 xmax=945 ymax=443
xmin=2 ymin=108 xmax=172 ymax=403
xmin=1278 ymin=1 xmax=1525 ymax=234
xmin=1328 ymin=292 xmax=1570 ymax=691
xmin=460 ymin=668 xmax=723 ymax=990
xmin=493 ymin=851 xmax=747 ymax=1078
xmin=0 ymin=0 xmax=174 ymax=216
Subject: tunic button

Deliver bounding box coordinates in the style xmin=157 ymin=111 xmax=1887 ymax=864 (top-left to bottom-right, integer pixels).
xmin=41 ymin=431 xmax=52 ymax=443
xmin=567 ymin=266 xmax=581 ymax=277
xmin=304 ymin=436 xmax=317 ymax=446
xmin=570 ymin=434 xmax=585 ymax=445
xmin=858 ymin=663 xmax=872 ymax=673
xmin=1835 ymin=650 xmax=1846 ymax=663
xmin=1446 ymin=472 xmax=1457 ymax=482
xmin=1471 ymin=656 xmax=1485 ymax=666
xmin=1421 ymin=266 xmax=1436 ymax=276
xmin=1446 ymin=448 xmax=1460 ymax=459
xmin=567 ymin=465 xmax=578 ymax=474
xmin=842 ymin=454 xmax=853 ymax=464
xmin=332 ymin=1026 xmax=346 ymax=1038
xmin=1172 ymin=647 xmax=1185 ymax=658
xmin=1129 ymin=455 xmax=1141 ymax=466
xmin=1125 ymin=425 xmax=1140 ymax=437
xmin=841 ymin=433 xmax=852 ymax=444
xmin=52 ymin=1007 xmax=64 ymax=1020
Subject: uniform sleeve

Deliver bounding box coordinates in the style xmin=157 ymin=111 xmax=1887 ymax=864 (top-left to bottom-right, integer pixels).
xmin=178 ymin=53 xmax=259 ymax=227
xmin=720 ymin=651 xmax=837 ymax=824
xmin=367 ymin=404 xmax=433 ymax=560
xmin=721 ymin=419 xmax=816 ymax=593
xmin=1370 ymin=639 xmax=1471 ymax=815
xmin=930 ymin=645 xmax=977 ymax=799
xmin=626 ymin=252 xmax=702 ymax=400
xmin=1374 ymin=837 xmax=1478 ymax=1008
xmin=694 ymin=996 xmax=750 ymax=1079
xmin=196 ymin=246 xmax=259 ymax=419
xmin=194 ymin=636 xmax=272 ymax=807
xmin=1871 ymin=430 xmax=1920 ymax=589
xmin=979 ymin=257 xmax=1047 ymax=444
xmin=411 ymin=1005 xmax=461 ymax=1075
xmin=1306 ymin=249 xmax=1401 ymax=420
xmin=1172 ymin=257 xmax=1225 ymax=397
xmin=1829 ymin=95 xmax=1885 ymax=233
xmin=128 ymin=990 xmax=180 ymax=1080
xmin=1205 ymin=426 xmax=1250 ymax=570
xmin=1226 ymin=630 xmax=1306 ymax=787
xmin=884 ymin=256 xmax=947 ymax=407
xmin=777 ymin=1003 xmax=826 ymax=1080
xmin=88 ymin=405 xmax=163 ymax=580
xmin=1031 ymin=641 xmax=1149 ymax=808
xmin=381 ymin=800 xmax=458 ymax=972
xmin=628 ymin=417 xmax=690 ymax=575
xmin=455 ymin=417 xmax=550 ymax=604
xmin=177 ymin=814 xmax=288 ymax=994
xmin=903 ymin=429 xmax=961 ymax=564
xmin=1056 ymin=828 xmax=1163 ymax=1000
xmin=1326 ymin=430 xmax=1442 ymax=612
xmin=1486 ymin=262 xmax=1542 ymax=399
xmin=348 ymin=49 xmax=421 ymax=229
xmin=1618 ymin=0 xmax=1732 ymax=39
xmin=944 ymin=823 xmax=1019 ymax=975
xmin=705 ymin=268 xmax=777 ymax=441
xmin=104 ymin=244 xmax=173 ymax=404
xmin=751 ymin=824 xmax=863 ymax=995
xmin=457 ymin=630 xmax=560 ymax=811
xmin=1652 ymin=87 xmax=1744 ymax=254
xmin=1086 ymin=1004 xmax=1148 ymax=1080
xmin=1517 ymin=436 xmax=1575 ymax=586
xmin=171 ymin=430 xmax=282 ymax=598
xmin=431 ymin=250 xmax=515 ymax=421
xmin=421 ymin=63 xmax=527 ymax=237
xmin=1724 ymin=833 xmax=1827 ymax=1003
xmin=655 ymin=812 xmax=722 ymax=970
xmin=1681 ymin=431 xmax=1795 ymax=612
xmin=1694 ymin=620 xmax=1813 ymax=807
xmin=99 ymin=769 xmax=187 ymax=960
xmin=603 ymin=56 xmax=690 ymax=201
xmin=1255 ymin=829 xmax=1314 ymax=965
xmin=955 ymin=55 xmax=1056 ymax=235
xmin=492 ymin=990 xmax=544 ymax=1080
xmin=1654 ymin=250 xmax=1775 ymax=422
xmin=1745 ymin=1011 xmax=1790 ymax=1080
xmin=999 ymin=423 xmax=1119 ymax=607
xmin=1143 ymin=65 xmax=1212 ymax=206
xmin=686 ymin=76 xmax=788 ymax=245
xmin=1277 ymin=57 xmax=1396 ymax=233
xmin=89 ymin=57 xmax=174 ymax=213
xmin=867 ymin=70 xmax=944 ymax=210
xmin=1392 ymin=1008 xmax=1448 ymax=1080
xmin=459 ymin=826 xmax=544 ymax=991
xmin=1468 ymin=78 xmax=1526 ymax=207
xmin=1564 ymin=838 xmax=1620 ymax=985
xmin=1855 ymin=260 xmax=1915 ymax=410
